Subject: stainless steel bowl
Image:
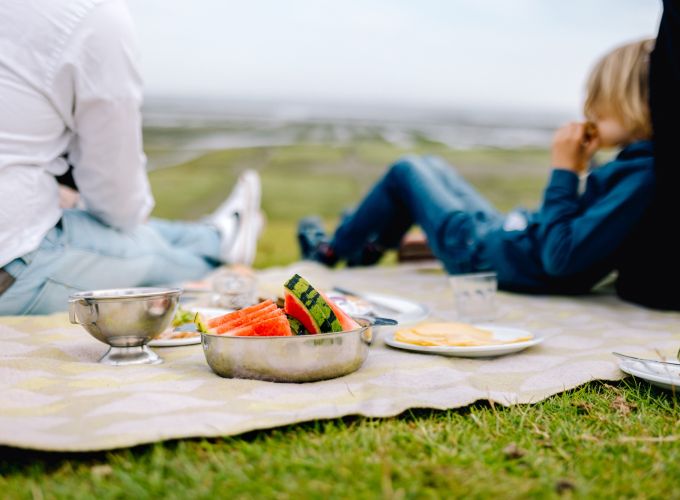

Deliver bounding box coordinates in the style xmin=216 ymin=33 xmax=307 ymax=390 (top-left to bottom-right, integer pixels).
xmin=69 ymin=287 xmax=182 ymax=365
xmin=201 ymin=318 xmax=383 ymax=383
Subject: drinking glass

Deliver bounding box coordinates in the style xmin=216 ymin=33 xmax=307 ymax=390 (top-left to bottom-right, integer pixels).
xmin=448 ymin=272 xmax=497 ymax=322
xmin=211 ymin=268 xmax=257 ymax=309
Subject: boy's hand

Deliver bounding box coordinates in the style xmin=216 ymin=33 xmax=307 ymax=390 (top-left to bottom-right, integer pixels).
xmin=551 ymin=122 xmax=601 ymax=174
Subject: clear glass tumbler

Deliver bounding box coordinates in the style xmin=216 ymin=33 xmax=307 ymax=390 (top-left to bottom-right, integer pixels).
xmin=448 ymin=272 xmax=497 ymax=322
xmin=211 ymin=268 xmax=257 ymax=310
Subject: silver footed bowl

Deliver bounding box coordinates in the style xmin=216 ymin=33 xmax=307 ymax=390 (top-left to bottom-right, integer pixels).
xmin=202 ymin=317 xmax=391 ymax=383
xmin=69 ymin=287 xmax=182 ymax=366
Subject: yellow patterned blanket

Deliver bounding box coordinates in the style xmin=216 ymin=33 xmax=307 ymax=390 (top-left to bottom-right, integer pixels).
xmin=1 ymin=262 xmax=678 ymax=451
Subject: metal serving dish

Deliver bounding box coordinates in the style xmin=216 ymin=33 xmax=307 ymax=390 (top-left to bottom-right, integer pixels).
xmin=202 ymin=317 xmax=394 ymax=383
xmin=69 ymin=287 xmax=182 ymax=365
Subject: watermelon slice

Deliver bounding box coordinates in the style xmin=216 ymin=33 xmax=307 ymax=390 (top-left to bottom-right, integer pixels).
xmin=207 ymin=300 xmax=275 ymax=330
xmin=228 ymin=315 xmax=292 ymax=337
xmin=206 ymin=299 xmax=292 ymax=337
xmin=283 ymin=274 xmax=343 ymax=333
xmin=211 ymin=306 xmax=279 ymax=334
xmin=321 ymin=292 xmax=360 ymax=331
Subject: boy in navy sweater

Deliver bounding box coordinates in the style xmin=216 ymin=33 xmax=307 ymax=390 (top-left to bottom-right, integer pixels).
xmin=299 ymin=39 xmax=655 ymax=295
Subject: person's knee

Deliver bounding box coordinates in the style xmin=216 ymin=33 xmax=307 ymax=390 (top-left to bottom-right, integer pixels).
xmin=386 ymin=156 xmax=429 ymax=183
xmin=423 ymin=155 xmax=458 ymax=175
xmin=431 ymin=212 xmax=477 ymax=273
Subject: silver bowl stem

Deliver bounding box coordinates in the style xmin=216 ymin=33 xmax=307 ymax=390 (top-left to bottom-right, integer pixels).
xmin=100 ymin=346 xmax=162 ymax=365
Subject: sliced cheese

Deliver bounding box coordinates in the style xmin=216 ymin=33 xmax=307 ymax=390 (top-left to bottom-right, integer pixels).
xmin=395 ymin=322 xmax=532 ymax=347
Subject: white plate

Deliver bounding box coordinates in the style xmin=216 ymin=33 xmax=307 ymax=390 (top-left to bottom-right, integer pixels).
xmin=384 ymin=324 xmax=542 ymax=358
xmin=149 ymin=334 xmax=202 ymax=348
xmin=615 ymin=355 xmax=680 ymax=391
xmin=149 ymin=307 xmax=232 ymax=347
xmin=326 ymin=291 xmax=429 ymax=325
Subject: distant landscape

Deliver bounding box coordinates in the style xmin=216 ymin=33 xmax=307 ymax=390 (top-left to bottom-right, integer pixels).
xmin=144 ymin=97 xmax=555 ymax=267
xmin=142 ymin=96 xmax=567 ymax=169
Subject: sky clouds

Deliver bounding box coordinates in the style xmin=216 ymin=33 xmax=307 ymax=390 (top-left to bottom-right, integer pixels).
xmin=128 ymin=0 xmax=661 ymax=114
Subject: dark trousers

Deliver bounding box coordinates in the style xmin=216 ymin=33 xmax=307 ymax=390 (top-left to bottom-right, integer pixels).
xmin=330 ymin=156 xmax=502 ymax=273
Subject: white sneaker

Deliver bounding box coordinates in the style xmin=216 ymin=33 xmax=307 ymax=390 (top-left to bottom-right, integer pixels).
xmin=208 ymin=170 xmax=262 ymax=266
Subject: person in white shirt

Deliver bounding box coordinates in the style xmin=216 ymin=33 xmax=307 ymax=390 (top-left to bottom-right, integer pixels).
xmin=0 ymin=0 xmax=262 ymax=315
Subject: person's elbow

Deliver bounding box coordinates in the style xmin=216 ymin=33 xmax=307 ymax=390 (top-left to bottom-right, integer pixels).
xmin=541 ymin=244 xmax=580 ymax=277
xmin=88 ymin=191 xmax=154 ymax=232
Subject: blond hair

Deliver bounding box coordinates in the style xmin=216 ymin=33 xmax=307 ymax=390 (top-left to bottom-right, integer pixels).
xmin=584 ymin=38 xmax=654 ymax=140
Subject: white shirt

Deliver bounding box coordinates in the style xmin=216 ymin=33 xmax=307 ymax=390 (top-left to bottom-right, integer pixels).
xmin=0 ymin=0 xmax=154 ymax=267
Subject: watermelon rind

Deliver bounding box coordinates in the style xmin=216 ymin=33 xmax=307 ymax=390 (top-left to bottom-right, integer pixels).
xmin=284 ymin=274 xmax=343 ymax=333
xmin=286 ymin=314 xmax=310 ymax=335
xmin=320 ymin=291 xmax=360 ymax=331
xmin=284 ymin=292 xmax=321 ymax=333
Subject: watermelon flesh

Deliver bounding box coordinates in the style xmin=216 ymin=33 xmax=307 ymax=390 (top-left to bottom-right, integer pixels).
xmin=207 ymin=299 xmax=292 ymax=337
xmin=283 ymin=274 xmax=343 ymax=333
xmin=207 ymin=300 xmax=275 ymax=330
xmin=284 ymin=291 xmax=322 ymax=333
xmin=320 ymin=291 xmax=360 ymax=331
xmin=211 ymin=305 xmax=279 ymax=334
xmin=228 ymin=315 xmax=292 ymax=337
xmin=283 ymin=274 xmax=358 ymax=333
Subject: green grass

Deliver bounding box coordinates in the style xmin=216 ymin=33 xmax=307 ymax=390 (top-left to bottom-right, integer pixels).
xmin=1 ymin=380 xmax=678 ymax=498
xmin=2 ymin=141 xmax=678 ymax=498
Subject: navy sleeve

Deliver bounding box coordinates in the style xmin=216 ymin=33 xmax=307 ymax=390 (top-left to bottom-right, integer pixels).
xmin=537 ymin=166 xmax=654 ymax=277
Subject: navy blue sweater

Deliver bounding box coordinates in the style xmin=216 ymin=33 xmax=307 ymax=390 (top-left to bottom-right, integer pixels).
xmin=485 ymin=140 xmax=655 ymax=294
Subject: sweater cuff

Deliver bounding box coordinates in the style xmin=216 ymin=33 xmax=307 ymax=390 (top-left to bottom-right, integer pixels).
xmin=547 ymin=169 xmax=579 ymax=193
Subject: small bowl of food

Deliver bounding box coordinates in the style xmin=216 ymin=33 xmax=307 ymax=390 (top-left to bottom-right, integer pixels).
xmin=200 ymin=274 xmax=396 ymax=382
xmin=68 ymin=287 xmax=182 ymax=365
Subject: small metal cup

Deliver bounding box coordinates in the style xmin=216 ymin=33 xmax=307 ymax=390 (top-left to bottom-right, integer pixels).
xmin=69 ymin=287 xmax=182 ymax=365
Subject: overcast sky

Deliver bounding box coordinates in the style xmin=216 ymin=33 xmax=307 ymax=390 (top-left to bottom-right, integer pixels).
xmin=128 ymin=0 xmax=661 ymax=114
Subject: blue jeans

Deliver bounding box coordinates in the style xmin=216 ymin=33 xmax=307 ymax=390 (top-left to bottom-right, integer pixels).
xmin=331 ymin=156 xmax=503 ymax=273
xmin=0 ymin=209 xmax=221 ymax=315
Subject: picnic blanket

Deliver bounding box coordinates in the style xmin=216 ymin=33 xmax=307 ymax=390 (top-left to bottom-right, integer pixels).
xmin=1 ymin=262 xmax=678 ymax=452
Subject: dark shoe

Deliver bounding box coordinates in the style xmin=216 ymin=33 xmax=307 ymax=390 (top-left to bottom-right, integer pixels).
xmin=297 ymin=216 xmax=326 ymax=258
xmin=297 ymin=217 xmax=338 ymax=265
xmin=346 ymin=241 xmax=385 ymax=267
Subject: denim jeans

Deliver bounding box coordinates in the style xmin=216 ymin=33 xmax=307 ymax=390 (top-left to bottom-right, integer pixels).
xmin=0 ymin=209 xmax=221 ymax=315
xmin=331 ymin=156 xmax=503 ymax=273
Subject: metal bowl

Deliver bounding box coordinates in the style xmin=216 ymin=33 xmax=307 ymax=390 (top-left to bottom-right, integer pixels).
xmin=201 ymin=318 xmax=383 ymax=383
xmin=68 ymin=287 xmax=182 ymax=365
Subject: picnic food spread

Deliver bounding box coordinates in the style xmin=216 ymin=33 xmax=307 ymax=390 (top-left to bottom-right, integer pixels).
xmin=395 ymin=322 xmax=533 ymax=347
xmin=202 ymin=274 xmax=361 ymax=337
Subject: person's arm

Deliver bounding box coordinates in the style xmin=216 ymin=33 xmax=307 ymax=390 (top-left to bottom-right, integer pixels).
xmin=537 ymin=163 xmax=654 ymax=277
xmin=60 ymin=0 xmax=154 ymax=230
xmin=537 ymin=123 xmax=651 ymax=277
